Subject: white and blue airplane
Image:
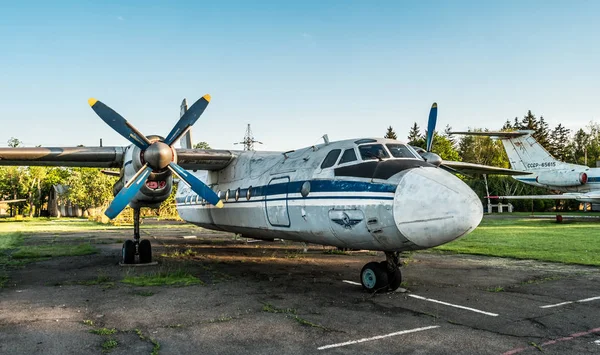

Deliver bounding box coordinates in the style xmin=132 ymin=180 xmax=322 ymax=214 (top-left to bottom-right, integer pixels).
xmin=0 ymin=97 xmax=526 ymax=292
xmin=451 ymin=130 xmax=600 ymax=204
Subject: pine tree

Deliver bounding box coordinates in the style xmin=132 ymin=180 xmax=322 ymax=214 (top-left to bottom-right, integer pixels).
xmin=535 ymin=116 xmax=550 ymax=150
xmin=407 ymin=122 xmax=421 ymax=145
xmin=501 ymin=119 xmax=513 ymax=131
xmin=548 ymin=124 xmax=571 ymax=161
xmin=521 ymin=110 xmax=539 ymax=131
xmin=444 ymin=124 xmax=456 ymax=146
xmin=384 ymin=126 xmax=397 ymax=140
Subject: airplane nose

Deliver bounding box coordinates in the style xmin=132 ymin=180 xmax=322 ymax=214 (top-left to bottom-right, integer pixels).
xmin=392 ymin=167 xmax=483 ymax=248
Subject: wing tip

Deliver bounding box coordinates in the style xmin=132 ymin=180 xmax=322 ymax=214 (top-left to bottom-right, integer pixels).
xmin=215 ymin=200 xmax=224 ymax=208
xmin=203 ymin=94 xmax=211 ymax=102
xmin=88 ymin=98 xmax=98 ymax=107
xmin=431 ymin=102 xmax=437 ymax=108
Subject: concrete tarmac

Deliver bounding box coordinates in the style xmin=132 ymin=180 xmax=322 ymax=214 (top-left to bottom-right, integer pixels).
xmin=1 ymin=222 xmax=599 ymax=354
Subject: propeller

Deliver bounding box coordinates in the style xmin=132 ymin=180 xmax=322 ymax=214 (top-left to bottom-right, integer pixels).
xmin=425 ymin=102 xmax=438 ymax=152
xmin=88 ymin=94 xmax=223 ymax=219
xmin=418 ymin=102 xmax=442 ymax=167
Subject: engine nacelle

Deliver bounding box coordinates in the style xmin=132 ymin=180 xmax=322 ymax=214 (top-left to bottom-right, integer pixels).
xmin=536 ymin=170 xmax=588 ymax=187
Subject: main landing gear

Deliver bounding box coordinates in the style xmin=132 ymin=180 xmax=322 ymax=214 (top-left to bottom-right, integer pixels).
xmin=360 ymin=251 xmax=402 ymax=292
xmin=121 ymin=208 xmax=153 ymax=264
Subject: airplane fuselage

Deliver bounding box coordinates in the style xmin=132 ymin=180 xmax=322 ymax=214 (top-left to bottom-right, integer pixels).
xmin=175 ymin=138 xmax=483 ymax=252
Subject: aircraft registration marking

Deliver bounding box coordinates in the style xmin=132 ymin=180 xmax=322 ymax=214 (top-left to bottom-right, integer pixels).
xmin=526 ymin=162 xmax=557 ymax=169
xmin=317 ymin=325 xmax=440 ymax=350
xmin=408 ymin=294 xmax=499 ymax=316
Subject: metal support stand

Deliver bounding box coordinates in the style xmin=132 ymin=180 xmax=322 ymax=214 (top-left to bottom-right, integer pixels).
xmin=133 ymin=208 xmax=141 ymax=245
xmin=385 ymin=251 xmax=400 ymax=272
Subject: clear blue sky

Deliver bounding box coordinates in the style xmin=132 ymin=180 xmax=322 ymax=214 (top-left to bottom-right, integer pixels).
xmin=1 ymin=0 xmax=598 ymax=150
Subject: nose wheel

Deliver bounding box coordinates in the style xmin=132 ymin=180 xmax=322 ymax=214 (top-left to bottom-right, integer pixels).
xmin=360 ymin=252 xmax=402 ymax=292
xmin=121 ymin=208 xmax=153 ymax=265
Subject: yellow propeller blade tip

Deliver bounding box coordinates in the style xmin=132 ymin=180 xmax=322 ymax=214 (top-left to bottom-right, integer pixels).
xmin=88 ymin=98 xmax=98 ymax=107
xmin=432 ymin=102 xmax=437 ymax=108
xmin=215 ymin=200 xmax=224 ymax=208
xmin=203 ymin=94 xmax=211 ymax=102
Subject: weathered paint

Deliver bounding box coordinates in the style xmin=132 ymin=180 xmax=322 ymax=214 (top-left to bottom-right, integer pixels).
xmin=176 ymin=138 xmax=483 ymax=252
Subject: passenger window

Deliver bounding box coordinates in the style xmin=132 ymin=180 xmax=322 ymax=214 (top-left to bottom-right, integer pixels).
xmin=320 ymin=149 xmax=341 ymax=169
xmin=339 ymin=149 xmax=357 ymax=164
xmin=359 ymin=144 xmax=389 ymax=160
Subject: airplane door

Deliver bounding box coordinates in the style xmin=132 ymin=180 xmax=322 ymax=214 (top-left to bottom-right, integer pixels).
xmin=265 ymin=176 xmax=291 ymax=227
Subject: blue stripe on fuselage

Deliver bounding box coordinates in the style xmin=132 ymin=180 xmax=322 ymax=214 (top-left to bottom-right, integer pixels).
xmin=176 ymin=180 xmax=396 ymax=204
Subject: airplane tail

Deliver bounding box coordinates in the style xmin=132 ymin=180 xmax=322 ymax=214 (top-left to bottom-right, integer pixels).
xmin=450 ymin=130 xmax=565 ymax=172
xmin=179 ymin=98 xmax=193 ymax=149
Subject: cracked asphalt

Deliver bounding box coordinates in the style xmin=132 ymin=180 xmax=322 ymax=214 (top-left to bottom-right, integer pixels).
xmin=1 ymin=220 xmax=599 ymax=354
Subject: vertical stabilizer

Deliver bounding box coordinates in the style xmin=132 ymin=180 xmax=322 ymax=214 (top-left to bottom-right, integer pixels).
xmin=179 ymin=98 xmax=193 ymax=149
xmin=499 ymin=131 xmax=563 ymax=171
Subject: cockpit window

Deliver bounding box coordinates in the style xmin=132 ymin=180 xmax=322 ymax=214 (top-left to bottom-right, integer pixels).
xmin=359 ymin=144 xmax=390 ymax=161
xmin=386 ymin=144 xmax=419 ymax=158
xmin=339 ymin=148 xmax=357 ymax=164
xmin=320 ymin=149 xmax=341 ymax=169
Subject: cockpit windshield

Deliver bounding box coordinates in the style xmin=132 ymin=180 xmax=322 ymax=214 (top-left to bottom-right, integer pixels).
xmin=386 ymin=144 xmax=420 ymax=159
xmin=359 ymin=144 xmax=390 ymax=160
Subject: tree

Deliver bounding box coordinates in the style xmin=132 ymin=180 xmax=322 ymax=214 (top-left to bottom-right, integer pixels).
xmin=458 ymin=129 xmax=509 ymax=168
xmin=407 ymin=122 xmax=421 ymax=145
xmin=384 ymin=126 xmax=397 ymax=140
xmin=548 ymin=124 xmax=571 ymax=161
xmin=7 ymin=137 xmax=22 ymax=147
xmin=569 ymin=128 xmax=590 ymax=165
xmin=66 ymin=168 xmax=114 ymax=210
xmin=431 ymin=133 xmax=460 ymax=161
xmin=193 ymin=141 xmax=211 ymax=149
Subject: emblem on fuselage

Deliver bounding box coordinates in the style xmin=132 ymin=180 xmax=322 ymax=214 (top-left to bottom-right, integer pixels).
xmin=331 ymin=212 xmax=363 ymax=229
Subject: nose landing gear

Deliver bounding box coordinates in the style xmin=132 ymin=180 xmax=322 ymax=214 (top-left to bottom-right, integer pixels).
xmin=121 ymin=208 xmax=154 ymax=265
xmin=360 ymin=251 xmax=402 ymax=292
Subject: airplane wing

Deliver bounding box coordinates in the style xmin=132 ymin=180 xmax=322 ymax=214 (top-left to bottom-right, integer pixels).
xmin=0 ymin=147 xmax=125 ymax=168
xmin=489 ymin=192 xmax=600 ymax=202
xmin=0 ymin=147 xmax=234 ymax=170
xmin=441 ymin=161 xmax=531 ymax=176
xmin=0 ymin=199 xmax=27 ymax=204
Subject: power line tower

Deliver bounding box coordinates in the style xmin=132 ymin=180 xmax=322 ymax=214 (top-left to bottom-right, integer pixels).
xmin=234 ymin=124 xmax=262 ymax=151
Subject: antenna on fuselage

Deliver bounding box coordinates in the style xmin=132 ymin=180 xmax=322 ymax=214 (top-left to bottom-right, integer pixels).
xmin=322 ymin=134 xmax=330 ymax=145
xmin=234 ymin=124 xmax=262 ymax=151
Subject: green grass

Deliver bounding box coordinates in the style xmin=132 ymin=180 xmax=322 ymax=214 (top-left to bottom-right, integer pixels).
xmin=101 ymin=339 xmax=118 ymax=352
xmin=122 ymin=270 xmax=204 ymax=287
xmin=11 ymin=243 xmax=98 ymax=259
xmin=90 ymin=328 xmax=117 ymax=335
xmin=435 ymin=217 xmax=600 ymax=266
xmin=150 ymin=338 xmax=160 ymax=355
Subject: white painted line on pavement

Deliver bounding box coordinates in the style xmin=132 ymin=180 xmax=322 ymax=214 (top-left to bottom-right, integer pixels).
xmin=317 ymin=325 xmax=440 ymax=350
xmin=540 ymin=295 xmax=600 ymax=309
xmin=342 ymin=280 xmax=361 ymax=286
xmin=408 ymin=294 xmax=499 ymax=316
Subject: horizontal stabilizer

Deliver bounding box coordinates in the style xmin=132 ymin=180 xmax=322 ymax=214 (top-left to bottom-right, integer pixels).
xmin=449 ymin=131 xmax=529 ymax=138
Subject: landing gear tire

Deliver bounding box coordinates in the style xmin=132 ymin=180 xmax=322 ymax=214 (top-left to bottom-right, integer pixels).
xmin=122 ymin=240 xmax=135 ymax=264
xmin=380 ymin=261 xmax=402 ymax=292
xmin=360 ymin=262 xmax=389 ymax=292
xmin=139 ymin=239 xmax=152 ymax=264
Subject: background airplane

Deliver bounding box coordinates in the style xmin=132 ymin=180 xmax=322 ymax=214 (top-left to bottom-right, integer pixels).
xmin=451 ymin=130 xmax=600 ymax=203
xmin=0 ymin=98 xmax=527 ymax=292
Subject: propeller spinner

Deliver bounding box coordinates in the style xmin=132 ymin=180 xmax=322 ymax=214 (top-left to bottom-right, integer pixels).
xmin=88 ymin=94 xmax=223 ymax=219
